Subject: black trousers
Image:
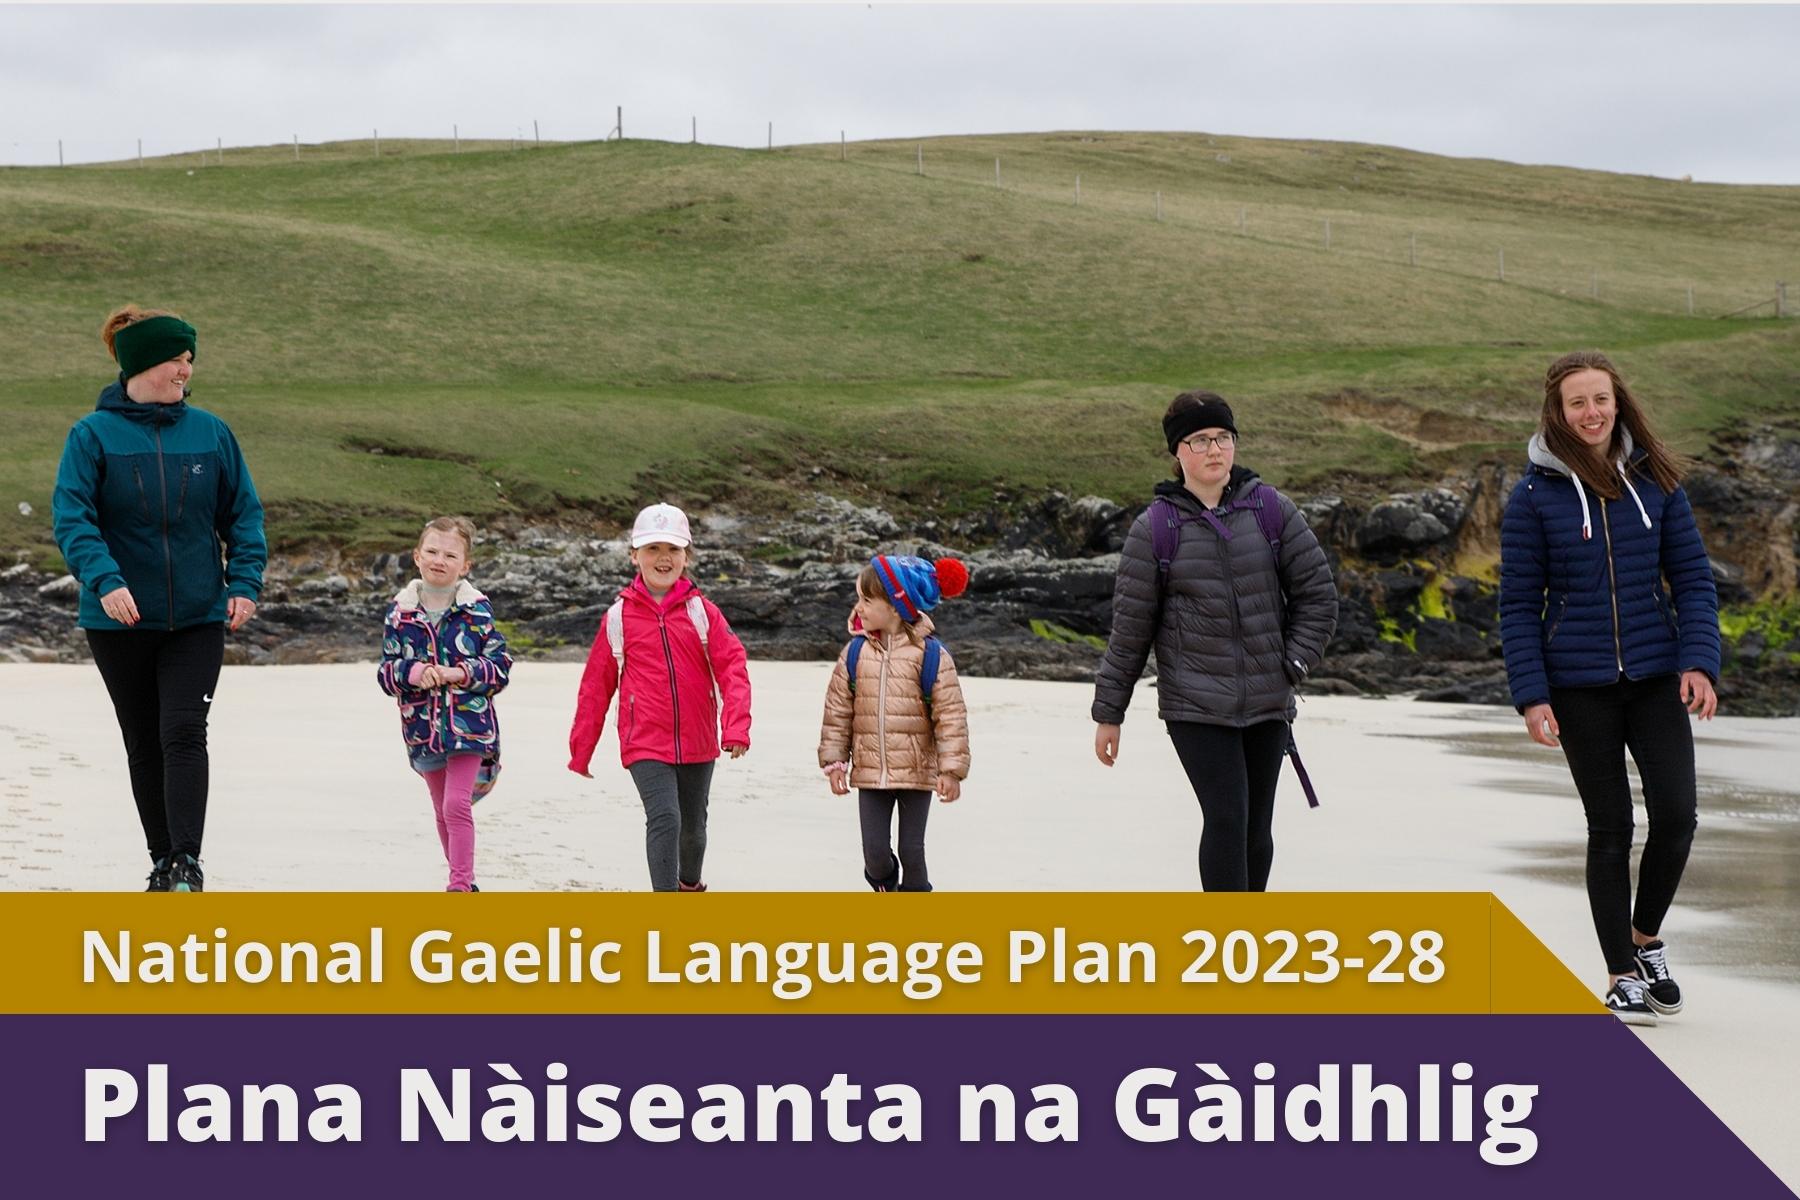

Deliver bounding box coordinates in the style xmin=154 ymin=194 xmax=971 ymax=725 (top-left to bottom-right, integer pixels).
xmin=86 ymin=623 xmax=225 ymax=863
xmin=1550 ymin=674 xmax=1698 ymax=975
xmin=858 ymin=789 xmax=932 ymax=891
xmin=1166 ymin=720 xmax=1289 ymax=892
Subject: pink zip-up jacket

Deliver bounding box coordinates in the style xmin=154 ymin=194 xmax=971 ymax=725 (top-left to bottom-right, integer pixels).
xmin=568 ymin=576 xmax=753 ymax=774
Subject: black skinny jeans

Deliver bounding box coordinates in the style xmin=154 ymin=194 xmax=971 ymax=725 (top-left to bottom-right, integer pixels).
xmin=859 ymin=789 xmax=932 ymax=891
xmin=1166 ymin=720 xmax=1289 ymax=892
xmin=1549 ymin=673 xmax=1698 ymax=975
xmin=86 ymin=623 xmax=226 ymax=863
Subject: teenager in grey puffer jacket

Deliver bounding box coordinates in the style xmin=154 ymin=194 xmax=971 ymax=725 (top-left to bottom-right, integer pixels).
xmin=1093 ymin=392 xmax=1338 ymax=891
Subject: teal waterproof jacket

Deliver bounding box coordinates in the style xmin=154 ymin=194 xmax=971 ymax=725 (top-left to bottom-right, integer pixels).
xmin=52 ymin=381 xmax=266 ymax=631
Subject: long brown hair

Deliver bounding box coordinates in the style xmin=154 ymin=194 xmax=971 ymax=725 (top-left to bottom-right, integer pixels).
xmin=1541 ymin=351 xmax=1687 ymax=497
xmin=100 ymin=304 xmax=180 ymax=361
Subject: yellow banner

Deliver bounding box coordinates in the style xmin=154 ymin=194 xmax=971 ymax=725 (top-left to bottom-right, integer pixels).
xmin=0 ymin=893 xmax=1598 ymax=1016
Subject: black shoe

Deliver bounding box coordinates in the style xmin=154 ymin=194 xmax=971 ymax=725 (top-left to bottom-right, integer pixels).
xmin=1604 ymin=975 xmax=1657 ymax=1026
xmin=169 ymin=854 xmax=205 ymax=893
xmin=1635 ymin=940 xmax=1683 ymax=1015
xmin=145 ymin=857 xmax=172 ymax=892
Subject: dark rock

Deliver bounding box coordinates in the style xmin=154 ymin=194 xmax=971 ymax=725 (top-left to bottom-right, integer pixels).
xmin=1357 ymin=499 xmax=1450 ymax=557
xmin=1413 ymin=619 xmax=1488 ymax=662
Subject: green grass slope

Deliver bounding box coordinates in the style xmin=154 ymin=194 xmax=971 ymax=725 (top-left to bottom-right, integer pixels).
xmin=2 ymin=131 xmax=1796 ymax=561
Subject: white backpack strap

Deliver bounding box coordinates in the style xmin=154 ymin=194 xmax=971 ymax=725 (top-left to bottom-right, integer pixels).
xmin=604 ymin=599 xmax=626 ymax=676
xmin=685 ymin=594 xmax=710 ymax=647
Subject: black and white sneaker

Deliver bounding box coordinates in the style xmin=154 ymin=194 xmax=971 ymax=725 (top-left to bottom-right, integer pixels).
xmin=1605 ymin=974 xmax=1658 ymax=1026
xmin=145 ymin=856 xmax=172 ymax=892
xmin=1635 ymin=940 xmax=1683 ymax=1015
xmin=169 ymin=854 xmax=205 ymax=893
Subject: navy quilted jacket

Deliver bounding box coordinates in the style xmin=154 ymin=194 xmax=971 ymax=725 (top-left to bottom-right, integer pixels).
xmin=1498 ymin=432 xmax=1720 ymax=712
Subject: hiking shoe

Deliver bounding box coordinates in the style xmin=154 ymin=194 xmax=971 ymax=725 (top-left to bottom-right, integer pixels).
xmin=168 ymin=854 xmax=205 ymax=893
xmin=1605 ymin=975 xmax=1657 ymax=1026
xmin=1635 ymin=940 xmax=1683 ymax=1015
xmin=145 ymin=857 xmax=172 ymax=892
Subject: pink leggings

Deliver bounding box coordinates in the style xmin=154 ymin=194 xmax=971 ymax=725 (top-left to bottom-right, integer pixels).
xmin=422 ymin=755 xmax=480 ymax=891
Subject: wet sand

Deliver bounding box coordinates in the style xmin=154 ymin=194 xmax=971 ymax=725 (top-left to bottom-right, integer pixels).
xmin=2 ymin=662 xmax=1796 ymax=1186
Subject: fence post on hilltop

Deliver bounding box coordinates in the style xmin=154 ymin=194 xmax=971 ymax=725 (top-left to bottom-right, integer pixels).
xmin=1687 ymin=287 xmax=1694 ymax=316
xmin=293 ymin=135 xmax=299 ymax=161
xmin=841 ymin=131 xmax=846 ymax=161
xmin=453 ymin=125 xmax=459 ymax=154
xmin=373 ymin=130 xmax=379 ymax=158
xmin=1323 ymin=218 xmax=1330 ymax=249
xmin=618 ymin=107 xmax=623 ymax=139
xmin=692 ymin=116 xmax=697 ymax=144
xmin=534 ymin=120 xmax=540 ymax=146
xmin=1498 ymin=249 xmax=1505 ymax=282
xmin=916 ymin=144 xmax=923 ymax=176
xmin=768 ymin=122 xmax=773 ymax=150
xmin=217 ymin=137 xmax=223 ymax=166
xmin=1409 ymin=232 xmax=1417 ymax=267
xmin=137 ymin=139 xmax=143 ymax=167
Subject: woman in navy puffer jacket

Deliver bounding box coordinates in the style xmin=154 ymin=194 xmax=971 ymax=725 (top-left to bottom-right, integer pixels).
xmin=1499 ymin=350 xmax=1719 ymax=1028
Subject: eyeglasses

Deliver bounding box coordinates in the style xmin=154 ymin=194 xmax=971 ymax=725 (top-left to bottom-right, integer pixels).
xmin=1180 ymin=433 xmax=1237 ymax=453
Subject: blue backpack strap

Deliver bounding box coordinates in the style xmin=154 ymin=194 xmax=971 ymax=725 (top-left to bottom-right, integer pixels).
xmin=845 ymin=635 xmax=866 ymax=694
xmin=920 ymin=637 xmax=943 ymax=710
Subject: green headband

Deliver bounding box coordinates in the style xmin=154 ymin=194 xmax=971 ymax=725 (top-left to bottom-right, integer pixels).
xmin=113 ymin=316 xmax=197 ymax=380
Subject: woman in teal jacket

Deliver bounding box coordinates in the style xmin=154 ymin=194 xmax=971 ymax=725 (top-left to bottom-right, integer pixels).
xmin=52 ymin=305 xmax=266 ymax=892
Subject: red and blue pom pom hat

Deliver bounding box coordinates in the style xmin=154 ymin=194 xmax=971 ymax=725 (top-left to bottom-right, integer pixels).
xmin=870 ymin=555 xmax=970 ymax=623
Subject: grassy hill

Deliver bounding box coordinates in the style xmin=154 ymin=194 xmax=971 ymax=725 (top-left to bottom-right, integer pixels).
xmin=2 ymin=130 xmax=1796 ymax=562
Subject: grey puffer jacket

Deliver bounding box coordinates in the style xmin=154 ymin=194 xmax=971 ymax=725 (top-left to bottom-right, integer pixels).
xmin=1092 ymin=469 xmax=1338 ymax=728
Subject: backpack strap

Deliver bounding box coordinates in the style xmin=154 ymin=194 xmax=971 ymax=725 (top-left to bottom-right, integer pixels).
xmin=685 ymin=594 xmax=710 ymax=648
xmin=919 ymin=637 xmax=943 ymax=712
xmin=845 ymin=635 xmax=867 ymax=695
xmin=604 ymin=599 xmax=626 ymax=676
xmin=1233 ymin=481 xmax=1285 ymax=560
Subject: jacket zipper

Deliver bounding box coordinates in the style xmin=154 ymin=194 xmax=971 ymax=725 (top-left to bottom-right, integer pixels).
xmin=154 ymin=428 xmax=175 ymax=630
xmin=876 ymin=635 xmax=891 ymax=787
xmin=657 ymin=605 xmax=683 ymax=764
xmin=1601 ymin=503 xmax=1623 ymax=675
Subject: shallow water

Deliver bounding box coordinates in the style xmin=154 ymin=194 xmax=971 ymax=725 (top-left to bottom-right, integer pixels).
xmin=1396 ymin=723 xmax=1800 ymax=982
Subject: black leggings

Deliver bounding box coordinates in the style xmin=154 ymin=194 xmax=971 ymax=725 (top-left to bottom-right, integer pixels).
xmin=1166 ymin=720 xmax=1289 ymax=892
xmin=1550 ymin=674 xmax=1698 ymax=975
xmin=859 ymin=789 xmax=932 ymax=891
xmin=86 ymin=623 xmax=225 ymax=863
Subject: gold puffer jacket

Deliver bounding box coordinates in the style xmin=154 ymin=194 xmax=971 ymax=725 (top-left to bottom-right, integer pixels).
xmin=818 ymin=612 xmax=970 ymax=790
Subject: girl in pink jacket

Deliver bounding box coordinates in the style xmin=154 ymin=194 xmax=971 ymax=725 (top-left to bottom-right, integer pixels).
xmin=568 ymin=504 xmax=753 ymax=891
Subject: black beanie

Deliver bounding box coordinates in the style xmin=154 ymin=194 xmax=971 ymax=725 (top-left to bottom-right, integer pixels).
xmin=1163 ymin=395 xmax=1238 ymax=453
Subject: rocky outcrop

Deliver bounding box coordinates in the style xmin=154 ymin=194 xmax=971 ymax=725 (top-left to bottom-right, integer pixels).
xmin=4 ymin=429 xmax=1795 ymax=715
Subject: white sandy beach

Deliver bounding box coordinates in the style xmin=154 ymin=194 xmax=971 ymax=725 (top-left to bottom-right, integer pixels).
xmin=2 ymin=661 xmax=1796 ymax=1187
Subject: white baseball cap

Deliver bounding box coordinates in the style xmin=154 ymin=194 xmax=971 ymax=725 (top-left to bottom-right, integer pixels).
xmin=630 ymin=503 xmax=693 ymax=549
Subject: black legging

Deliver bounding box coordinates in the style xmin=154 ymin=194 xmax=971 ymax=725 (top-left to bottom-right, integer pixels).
xmin=1166 ymin=719 xmax=1289 ymax=891
xmin=859 ymin=789 xmax=932 ymax=891
xmin=86 ymin=623 xmax=225 ymax=863
xmin=1550 ymin=674 xmax=1698 ymax=975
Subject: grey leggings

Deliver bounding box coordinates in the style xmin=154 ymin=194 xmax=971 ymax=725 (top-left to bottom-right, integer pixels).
xmin=627 ymin=760 xmax=716 ymax=892
xmin=859 ymin=788 xmax=932 ymax=891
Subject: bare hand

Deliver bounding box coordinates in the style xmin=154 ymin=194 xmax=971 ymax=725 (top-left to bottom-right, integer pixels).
xmin=1095 ymin=723 xmax=1121 ymax=766
xmin=100 ymin=586 xmax=140 ymax=626
xmin=826 ymin=766 xmax=850 ymax=796
xmin=724 ymin=742 xmax=748 ymax=760
xmin=226 ymin=596 xmax=257 ymax=632
xmin=936 ymin=774 xmax=961 ymax=802
xmin=1680 ymin=670 xmax=1718 ymax=720
xmin=1523 ymin=703 xmax=1560 ymax=748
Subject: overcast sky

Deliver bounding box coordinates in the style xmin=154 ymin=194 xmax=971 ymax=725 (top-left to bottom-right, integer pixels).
xmin=3 ymin=3 xmax=1797 ymax=183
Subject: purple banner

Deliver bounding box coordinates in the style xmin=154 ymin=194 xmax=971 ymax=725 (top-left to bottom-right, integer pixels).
xmin=8 ymin=1014 xmax=1789 ymax=1197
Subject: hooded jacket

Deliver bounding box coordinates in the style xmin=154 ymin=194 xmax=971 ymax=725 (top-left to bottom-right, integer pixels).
xmin=567 ymin=576 xmax=753 ymax=773
xmin=817 ymin=611 xmax=971 ymax=790
xmin=1092 ymin=467 xmax=1338 ymax=728
xmin=376 ymin=579 xmax=512 ymax=787
xmin=52 ymin=381 xmax=266 ymax=631
xmin=1499 ymin=432 xmax=1720 ymax=711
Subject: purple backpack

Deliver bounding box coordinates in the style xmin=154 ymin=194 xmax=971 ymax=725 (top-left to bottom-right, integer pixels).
xmin=1147 ymin=482 xmax=1320 ymax=808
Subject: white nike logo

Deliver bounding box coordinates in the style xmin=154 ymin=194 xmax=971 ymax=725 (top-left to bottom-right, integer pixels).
xmin=203 ymin=694 xmax=214 ymax=704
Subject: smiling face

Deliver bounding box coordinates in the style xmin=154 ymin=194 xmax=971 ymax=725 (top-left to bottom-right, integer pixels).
xmin=1558 ymin=367 xmax=1617 ymax=451
xmin=413 ymin=529 xmax=470 ymax=589
xmin=125 ymin=351 xmax=193 ymax=405
xmin=1175 ymin=427 xmax=1236 ymax=492
xmin=854 ymin=584 xmax=905 ymax=636
xmin=631 ymin=541 xmax=689 ymax=593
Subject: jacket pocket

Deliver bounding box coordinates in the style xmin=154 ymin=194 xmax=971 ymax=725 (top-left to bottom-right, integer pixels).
xmin=1544 ymin=596 xmax=1568 ymax=645
xmin=131 ymin=464 xmax=153 ymax=520
xmin=1651 ymin=589 xmax=1678 ymax=637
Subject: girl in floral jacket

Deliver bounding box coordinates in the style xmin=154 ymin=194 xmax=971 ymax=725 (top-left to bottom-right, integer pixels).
xmin=376 ymin=516 xmax=512 ymax=892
